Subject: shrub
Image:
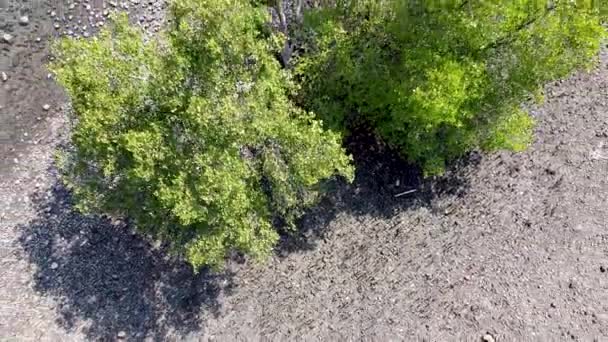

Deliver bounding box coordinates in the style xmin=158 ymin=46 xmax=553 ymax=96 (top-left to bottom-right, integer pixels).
xmin=51 ymin=0 xmax=353 ymax=270
xmin=296 ymin=0 xmax=605 ymax=175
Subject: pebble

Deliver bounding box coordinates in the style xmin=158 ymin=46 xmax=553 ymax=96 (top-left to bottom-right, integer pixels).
xmin=54 ymin=23 xmax=61 ymax=30
xmin=1 ymin=72 xmax=7 ymax=82
xmin=2 ymin=33 xmax=13 ymax=44
xmin=482 ymin=334 xmax=495 ymax=342
xmin=35 ymin=37 xmax=41 ymax=42
xmin=19 ymin=16 xmax=29 ymax=25
xmin=42 ymin=104 xmax=51 ymax=111
xmin=117 ymin=331 xmax=127 ymax=339
xmin=50 ymin=11 xmax=56 ymax=17
xmin=50 ymin=262 xmax=59 ymax=270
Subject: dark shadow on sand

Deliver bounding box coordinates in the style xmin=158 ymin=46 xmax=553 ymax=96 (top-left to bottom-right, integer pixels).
xmin=277 ymin=125 xmax=481 ymax=256
xmin=17 ymin=183 xmax=234 ymax=341
xmin=16 ymin=128 xmax=479 ymax=340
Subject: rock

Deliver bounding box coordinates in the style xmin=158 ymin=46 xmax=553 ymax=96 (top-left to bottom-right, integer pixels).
xmin=2 ymin=33 xmax=13 ymax=44
xmin=35 ymin=37 xmax=41 ymax=42
xmin=42 ymin=104 xmax=51 ymax=111
xmin=50 ymin=262 xmax=59 ymax=270
xmin=54 ymin=23 xmax=60 ymax=30
xmin=50 ymin=10 xmax=56 ymax=17
xmin=1 ymin=72 xmax=7 ymax=82
xmin=601 ymin=265 xmax=606 ymax=273
xmin=19 ymin=16 xmax=30 ymax=25
xmin=482 ymin=334 xmax=495 ymax=342
xmin=117 ymin=331 xmax=127 ymax=339
xmin=69 ymin=3 xmax=75 ymax=9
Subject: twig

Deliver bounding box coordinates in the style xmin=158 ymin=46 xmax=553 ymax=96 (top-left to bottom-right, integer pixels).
xmin=394 ymin=189 xmax=417 ymax=198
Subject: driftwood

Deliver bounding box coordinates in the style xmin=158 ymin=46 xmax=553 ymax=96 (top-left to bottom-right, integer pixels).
xmin=273 ymin=0 xmax=304 ymax=67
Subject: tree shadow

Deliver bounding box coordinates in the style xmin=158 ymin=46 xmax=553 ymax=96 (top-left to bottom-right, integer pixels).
xmin=17 ymin=182 xmax=235 ymax=341
xmin=277 ymin=124 xmax=481 ymax=256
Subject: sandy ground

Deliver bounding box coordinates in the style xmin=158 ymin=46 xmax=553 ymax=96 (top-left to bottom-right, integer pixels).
xmin=2 ymin=1 xmax=608 ymax=341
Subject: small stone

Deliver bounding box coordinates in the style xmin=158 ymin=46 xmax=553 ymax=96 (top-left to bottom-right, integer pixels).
xmin=2 ymin=33 xmax=13 ymax=44
xmin=1 ymin=72 xmax=7 ymax=82
xmin=42 ymin=104 xmax=51 ymax=111
xmin=19 ymin=16 xmax=30 ymax=25
xmin=68 ymin=15 xmax=73 ymax=21
xmin=35 ymin=37 xmax=41 ymax=42
xmin=69 ymin=3 xmax=75 ymax=9
xmin=482 ymin=334 xmax=495 ymax=342
xmin=117 ymin=331 xmax=127 ymax=339
xmin=50 ymin=262 xmax=59 ymax=269
xmin=50 ymin=10 xmax=56 ymax=17
xmin=54 ymin=23 xmax=61 ymax=30
xmin=83 ymin=32 xmax=90 ymax=38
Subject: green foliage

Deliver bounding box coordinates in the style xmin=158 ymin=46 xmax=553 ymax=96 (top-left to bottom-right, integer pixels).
xmin=51 ymin=0 xmax=353 ymax=270
xmin=297 ymin=0 xmax=605 ymax=175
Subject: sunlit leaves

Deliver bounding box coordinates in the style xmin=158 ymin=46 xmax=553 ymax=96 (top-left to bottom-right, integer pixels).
xmin=297 ymin=0 xmax=605 ymax=174
xmin=51 ymin=3 xmax=353 ymax=270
